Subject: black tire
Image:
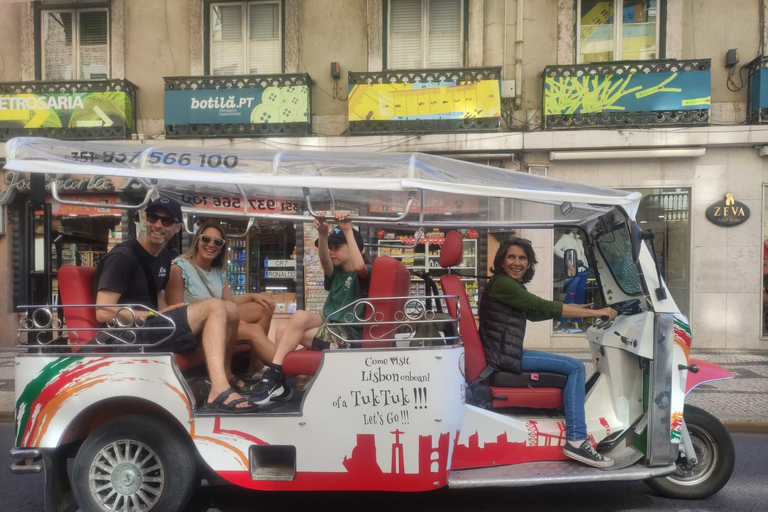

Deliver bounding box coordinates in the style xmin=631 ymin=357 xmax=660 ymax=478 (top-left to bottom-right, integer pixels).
xmin=646 ymin=405 xmax=735 ymax=499
xmin=72 ymin=414 xmax=196 ymax=512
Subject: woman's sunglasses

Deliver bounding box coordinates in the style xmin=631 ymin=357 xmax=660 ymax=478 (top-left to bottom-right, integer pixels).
xmin=146 ymin=211 xmax=177 ymax=227
xmin=201 ymin=235 xmax=225 ymax=247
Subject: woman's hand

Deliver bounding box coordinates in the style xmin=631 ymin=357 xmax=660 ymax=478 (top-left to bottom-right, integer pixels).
xmin=313 ymin=211 xmax=330 ymax=236
xmin=593 ymin=307 xmax=618 ymax=321
xmin=335 ymin=211 xmax=352 ymax=232
xmin=256 ymin=294 xmax=276 ymax=310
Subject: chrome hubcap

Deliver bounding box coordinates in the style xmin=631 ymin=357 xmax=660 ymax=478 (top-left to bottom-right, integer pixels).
xmin=89 ymin=440 xmax=164 ymax=511
xmin=666 ymin=424 xmax=718 ymax=487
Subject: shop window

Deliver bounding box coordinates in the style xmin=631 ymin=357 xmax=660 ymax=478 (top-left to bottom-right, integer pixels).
xmin=387 ymin=0 xmax=464 ymax=69
xmin=762 ymin=187 xmax=768 ymax=337
xmin=209 ymin=1 xmax=283 ymax=76
xmin=552 ymin=187 xmax=691 ymax=334
xmin=577 ymin=0 xmax=661 ymax=64
xmin=197 ymin=219 xmax=297 ymax=313
xmin=41 ymin=8 xmax=110 ymax=80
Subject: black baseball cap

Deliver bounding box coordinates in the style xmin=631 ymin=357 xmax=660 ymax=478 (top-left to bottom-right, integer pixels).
xmin=146 ymin=196 xmax=183 ymax=224
xmin=315 ymin=227 xmax=364 ymax=251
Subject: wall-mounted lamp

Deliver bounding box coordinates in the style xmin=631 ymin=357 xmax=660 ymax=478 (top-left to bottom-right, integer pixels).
xmin=549 ymin=148 xmax=706 ymax=161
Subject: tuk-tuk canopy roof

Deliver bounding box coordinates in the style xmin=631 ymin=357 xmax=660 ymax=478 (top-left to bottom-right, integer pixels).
xmin=4 ymin=137 xmax=641 ymax=221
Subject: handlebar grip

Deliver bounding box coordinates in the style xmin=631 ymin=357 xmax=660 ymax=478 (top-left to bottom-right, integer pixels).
xmin=600 ymin=315 xmax=609 ymax=321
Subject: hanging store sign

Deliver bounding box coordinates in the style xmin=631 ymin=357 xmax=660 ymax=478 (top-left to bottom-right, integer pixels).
xmin=544 ymin=70 xmax=712 ymax=116
xmin=0 ymin=171 xmax=117 ymax=205
xmin=164 ymin=86 xmax=310 ymax=125
xmin=348 ymin=80 xmax=501 ymax=121
xmin=265 ymin=259 xmax=296 ymax=268
xmin=705 ymin=193 xmax=751 ymax=227
xmin=0 ymin=92 xmax=133 ymax=130
xmin=265 ymin=270 xmax=296 ymax=279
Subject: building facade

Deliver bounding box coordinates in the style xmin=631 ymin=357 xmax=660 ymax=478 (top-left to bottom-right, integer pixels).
xmin=1 ymin=0 xmax=767 ymax=350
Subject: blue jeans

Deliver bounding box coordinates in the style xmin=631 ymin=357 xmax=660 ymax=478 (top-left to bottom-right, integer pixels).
xmin=559 ymin=269 xmax=589 ymax=323
xmin=520 ymin=349 xmax=587 ymax=441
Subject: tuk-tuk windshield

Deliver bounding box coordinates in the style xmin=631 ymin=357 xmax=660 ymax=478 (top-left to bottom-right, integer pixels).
xmin=595 ymin=226 xmax=643 ymax=295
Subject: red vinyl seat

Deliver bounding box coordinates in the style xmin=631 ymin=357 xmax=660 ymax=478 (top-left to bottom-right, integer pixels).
xmin=282 ymin=256 xmax=412 ymax=376
xmin=57 ymin=265 xmax=222 ymax=371
xmin=439 ymin=231 xmax=565 ymax=409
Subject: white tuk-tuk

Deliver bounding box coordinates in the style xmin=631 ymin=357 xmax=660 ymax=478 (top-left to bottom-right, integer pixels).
xmin=5 ymin=137 xmax=735 ymax=512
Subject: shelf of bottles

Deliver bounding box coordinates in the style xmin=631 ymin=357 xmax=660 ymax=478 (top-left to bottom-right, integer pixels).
xmin=226 ymin=238 xmax=248 ymax=295
xmin=376 ymin=230 xmax=479 ymax=313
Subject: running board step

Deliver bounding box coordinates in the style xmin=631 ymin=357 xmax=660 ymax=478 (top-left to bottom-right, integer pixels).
xmin=448 ymin=461 xmax=676 ymax=489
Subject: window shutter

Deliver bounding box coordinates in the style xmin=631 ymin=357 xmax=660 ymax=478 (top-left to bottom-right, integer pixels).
xmin=42 ymin=11 xmax=75 ymax=80
xmin=211 ymin=4 xmax=245 ymax=75
xmin=78 ymin=9 xmax=109 ymax=79
xmin=248 ymin=2 xmax=281 ymax=74
xmin=428 ymin=0 xmax=462 ymax=68
xmin=389 ymin=0 xmax=423 ymax=69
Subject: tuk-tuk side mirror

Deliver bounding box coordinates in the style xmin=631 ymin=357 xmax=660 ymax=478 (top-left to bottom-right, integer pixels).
xmin=564 ymin=249 xmax=577 ymax=277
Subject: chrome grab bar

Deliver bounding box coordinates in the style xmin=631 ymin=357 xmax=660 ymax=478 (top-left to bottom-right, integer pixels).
xmin=303 ymin=188 xmax=416 ymax=222
xmin=51 ymin=181 xmax=156 ymax=210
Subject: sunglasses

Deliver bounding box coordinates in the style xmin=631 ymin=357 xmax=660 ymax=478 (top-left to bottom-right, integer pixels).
xmin=201 ymin=235 xmax=225 ymax=247
xmin=146 ymin=211 xmax=178 ymax=227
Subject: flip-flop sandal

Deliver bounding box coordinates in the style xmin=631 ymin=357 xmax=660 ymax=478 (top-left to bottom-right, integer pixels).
xmin=204 ymin=387 xmax=258 ymax=413
xmin=228 ymin=375 xmax=260 ymax=395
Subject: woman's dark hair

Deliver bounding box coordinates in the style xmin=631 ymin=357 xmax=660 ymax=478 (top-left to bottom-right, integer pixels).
xmin=490 ymin=237 xmax=538 ymax=284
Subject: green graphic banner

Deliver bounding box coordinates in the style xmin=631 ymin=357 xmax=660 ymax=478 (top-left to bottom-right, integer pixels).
xmin=0 ymin=92 xmax=133 ymax=130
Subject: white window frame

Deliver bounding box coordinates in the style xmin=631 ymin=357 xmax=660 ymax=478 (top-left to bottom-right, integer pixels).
xmin=40 ymin=7 xmax=111 ymax=81
xmin=386 ymin=0 xmax=465 ymax=70
xmin=575 ymin=0 xmax=661 ymax=64
xmin=208 ymin=0 xmax=283 ymax=76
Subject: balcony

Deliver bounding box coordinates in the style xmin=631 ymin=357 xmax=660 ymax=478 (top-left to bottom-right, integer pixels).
xmin=163 ymin=74 xmax=313 ymax=138
xmin=347 ymin=67 xmax=502 ymax=135
xmin=543 ymin=60 xmax=711 ymax=130
xmin=747 ymin=56 xmax=768 ymax=124
xmin=0 ymin=79 xmax=137 ymax=141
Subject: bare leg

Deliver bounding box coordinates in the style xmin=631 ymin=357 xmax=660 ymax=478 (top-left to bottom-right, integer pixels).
xmin=186 ymin=299 xmax=248 ymax=408
xmin=236 ymin=298 xmax=274 ymax=374
xmin=272 ymin=311 xmax=323 ymax=366
xmin=238 ymin=323 xmax=276 ymax=366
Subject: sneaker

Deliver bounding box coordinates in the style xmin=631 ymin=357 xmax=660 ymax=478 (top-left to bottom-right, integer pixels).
xmin=563 ymin=440 xmax=615 ymax=468
xmin=249 ymin=370 xmax=289 ymax=405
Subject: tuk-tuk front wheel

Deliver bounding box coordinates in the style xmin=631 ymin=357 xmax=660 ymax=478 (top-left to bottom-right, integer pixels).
xmin=646 ymin=405 xmax=735 ymax=499
xmin=72 ymin=415 xmax=196 ymax=512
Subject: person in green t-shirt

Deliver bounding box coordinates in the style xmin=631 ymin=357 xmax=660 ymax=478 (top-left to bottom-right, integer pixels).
xmin=250 ymin=211 xmax=371 ymax=405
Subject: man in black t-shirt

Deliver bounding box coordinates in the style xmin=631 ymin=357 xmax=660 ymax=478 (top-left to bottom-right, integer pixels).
xmin=94 ymin=196 xmax=255 ymax=412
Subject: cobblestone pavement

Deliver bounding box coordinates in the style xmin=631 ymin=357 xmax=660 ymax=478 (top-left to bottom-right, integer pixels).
xmin=1 ymin=349 xmax=766 ymax=424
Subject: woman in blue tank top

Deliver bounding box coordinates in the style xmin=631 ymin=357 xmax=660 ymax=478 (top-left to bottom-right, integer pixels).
xmin=166 ymin=222 xmax=276 ymax=389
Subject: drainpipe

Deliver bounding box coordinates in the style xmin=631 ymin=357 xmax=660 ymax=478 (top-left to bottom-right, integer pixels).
xmin=514 ymin=0 xmax=524 ymax=109
xmin=502 ymin=0 xmax=508 ymax=79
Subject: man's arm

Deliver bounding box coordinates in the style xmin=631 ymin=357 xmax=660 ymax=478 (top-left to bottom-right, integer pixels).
xmin=96 ymin=290 xmax=151 ymax=323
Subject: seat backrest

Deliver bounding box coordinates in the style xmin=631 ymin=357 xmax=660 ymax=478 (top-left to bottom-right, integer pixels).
xmin=58 ymin=265 xmax=98 ymax=346
xmin=439 ymin=231 xmax=487 ymax=383
xmin=363 ymin=256 xmax=412 ymax=345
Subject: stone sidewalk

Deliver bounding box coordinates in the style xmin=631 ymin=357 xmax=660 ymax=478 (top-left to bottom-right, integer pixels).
xmin=1 ymin=349 xmax=766 ymax=428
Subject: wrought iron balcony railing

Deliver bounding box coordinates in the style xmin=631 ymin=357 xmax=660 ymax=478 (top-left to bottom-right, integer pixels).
xmin=542 ymin=60 xmax=711 ymax=130
xmin=163 ymin=73 xmax=313 ymax=138
xmin=347 ymin=67 xmax=502 ymax=135
xmin=0 ymin=79 xmax=137 ymax=141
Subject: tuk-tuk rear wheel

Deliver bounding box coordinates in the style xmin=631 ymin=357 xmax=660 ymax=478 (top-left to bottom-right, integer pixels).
xmin=72 ymin=415 xmax=196 ymax=512
xmin=646 ymin=405 xmax=735 ymax=499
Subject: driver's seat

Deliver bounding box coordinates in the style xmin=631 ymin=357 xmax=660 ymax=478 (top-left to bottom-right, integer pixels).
xmin=439 ymin=231 xmax=566 ymax=409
